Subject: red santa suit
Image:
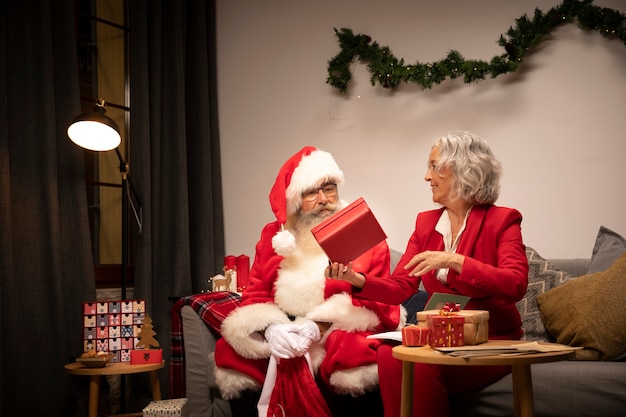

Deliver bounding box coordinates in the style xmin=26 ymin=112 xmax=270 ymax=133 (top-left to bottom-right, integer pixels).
xmin=214 ymin=146 xmax=405 ymax=400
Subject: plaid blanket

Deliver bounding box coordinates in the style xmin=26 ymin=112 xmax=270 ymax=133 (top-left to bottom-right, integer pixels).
xmin=169 ymin=292 xmax=241 ymax=398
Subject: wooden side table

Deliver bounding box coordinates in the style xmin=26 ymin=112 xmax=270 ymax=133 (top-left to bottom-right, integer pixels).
xmin=392 ymin=340 xmax=575 ymax=417
xmin=65 ymin=360 xmax=164 ymax=417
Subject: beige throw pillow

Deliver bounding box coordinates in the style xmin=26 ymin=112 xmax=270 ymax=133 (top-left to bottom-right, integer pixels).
xmin=537 ymin=253 xmax=626 ymax=361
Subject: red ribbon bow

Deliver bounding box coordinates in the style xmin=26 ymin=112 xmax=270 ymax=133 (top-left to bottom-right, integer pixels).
xmin=439 ymin=302 xmax=461 ymax=315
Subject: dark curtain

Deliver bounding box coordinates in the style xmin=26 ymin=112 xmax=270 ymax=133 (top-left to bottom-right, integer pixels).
xmin=0 ymin=1 xmax=97 ymax=416
xmin=0 ymin=0 xmax=223 ymax=415
xmin=128 ymin=0 xmax=225 ymax=399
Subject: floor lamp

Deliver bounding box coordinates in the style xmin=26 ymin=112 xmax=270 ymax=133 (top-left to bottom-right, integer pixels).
xmin=68 ymin=98 xmax=142 ymax=412
xmin=67 ymin=98 xmax=143 ymax=299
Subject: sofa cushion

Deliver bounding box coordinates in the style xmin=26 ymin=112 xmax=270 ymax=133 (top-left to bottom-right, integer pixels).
xmin=516 ymin=247 xmax=574 ymax=342
xmin=588 ymin=225 xmax=626 ymax=274
xmin=537 ymin=253 xmax=626 ymax=361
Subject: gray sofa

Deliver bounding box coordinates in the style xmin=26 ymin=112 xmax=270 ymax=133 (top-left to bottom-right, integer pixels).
xmin=178 ymin=255 xmax=626 ymax=417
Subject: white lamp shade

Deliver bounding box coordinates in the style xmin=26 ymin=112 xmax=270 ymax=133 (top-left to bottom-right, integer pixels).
xmin=67 ymin=113 xmax=122 ymax=151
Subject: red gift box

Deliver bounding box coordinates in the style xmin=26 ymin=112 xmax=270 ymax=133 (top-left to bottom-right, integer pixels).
xmin=311 ymin=197 xmax=387 ymax=264
xmin=401 ymin=325 xmax=429 ymax=346
xmin=130 ymin=348 xmax=163 ymax=364
xmin=417 ymin=309 xmax=489 ymax=345
xmin=427 ymin=314 xmax=465 ymax=347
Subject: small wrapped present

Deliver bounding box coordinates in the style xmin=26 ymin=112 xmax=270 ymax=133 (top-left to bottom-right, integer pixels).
xmin=401 ymin=325 xmax=429 ymax=346
xmin=130 ymin=348 xmax=162 ymax=364
xmin=417 ymin=308 xmax=489 ymax=345
xmin=143 ymin=398 xmax=188 ymax=417
xmin=427 ymin=313 xmax=465 ymax=347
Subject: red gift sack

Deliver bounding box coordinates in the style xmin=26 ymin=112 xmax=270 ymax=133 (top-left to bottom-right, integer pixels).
xmin=265 ymin=356 xmax=331 ymax=417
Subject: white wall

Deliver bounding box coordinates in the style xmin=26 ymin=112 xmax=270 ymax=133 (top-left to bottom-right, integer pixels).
xmin=216 ymin=0 xmax=626 ymax=264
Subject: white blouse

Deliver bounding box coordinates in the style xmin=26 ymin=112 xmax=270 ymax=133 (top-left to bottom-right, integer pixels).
xmin=434 ymin=207 xmax=472 ymax=283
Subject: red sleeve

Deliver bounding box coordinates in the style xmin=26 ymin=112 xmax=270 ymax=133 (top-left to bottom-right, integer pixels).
xmin=324 ymin=239 xmax=391 ymax=297
xmin=239 ymin=222 xmax=283 ymax=307
xmin=448 ymin=207 xmax=528 ymax=303
xmin=356 ymin=211 xmax=439 ymax=304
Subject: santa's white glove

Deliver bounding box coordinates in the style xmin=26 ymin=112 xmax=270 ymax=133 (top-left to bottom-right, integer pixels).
xmin=264 ymin=323 xmax=301 ymax=359
xmin=292 ymin=320 xmax=321 ymax=353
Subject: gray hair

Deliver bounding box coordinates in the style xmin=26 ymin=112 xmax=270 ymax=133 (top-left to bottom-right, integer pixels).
xmin=433 ymin=131 xmax=501 ymax=204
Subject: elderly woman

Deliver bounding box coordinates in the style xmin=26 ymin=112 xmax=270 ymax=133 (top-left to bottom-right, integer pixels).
xmin=329 ymin=131 xmax=529 ymax=417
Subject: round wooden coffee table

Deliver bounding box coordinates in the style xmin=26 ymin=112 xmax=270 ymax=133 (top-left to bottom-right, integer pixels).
xmin=392 ymin=340 xmax=575 ymax=417
xmin=65 ymin=360 xmax=164 ymax=417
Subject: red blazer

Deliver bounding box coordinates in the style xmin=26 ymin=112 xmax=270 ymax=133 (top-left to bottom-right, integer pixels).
xmin=358 ymin=204 xmax=528 ymax=339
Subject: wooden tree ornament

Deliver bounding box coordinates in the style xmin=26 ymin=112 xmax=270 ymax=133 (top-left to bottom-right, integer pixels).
xmin=136 ymin=313 xmax=160 ymax=349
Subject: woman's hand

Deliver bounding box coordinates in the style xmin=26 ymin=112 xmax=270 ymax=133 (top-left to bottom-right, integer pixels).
xmin=325 ymin=261 xmax=366 ymax=288
xmin=404 ymin=251 xmax=465 ymax=277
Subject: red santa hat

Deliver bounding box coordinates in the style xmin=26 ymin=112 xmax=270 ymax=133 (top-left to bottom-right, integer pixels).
xmin=270 ymin=146 xmax=344 ymax=256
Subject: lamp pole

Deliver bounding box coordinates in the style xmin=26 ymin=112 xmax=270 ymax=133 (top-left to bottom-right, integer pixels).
xmin=117 ymin=148 xmax=129 ymax=300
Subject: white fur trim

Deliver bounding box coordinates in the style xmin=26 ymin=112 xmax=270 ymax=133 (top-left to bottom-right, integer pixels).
xmin=215 ymin=366 xmax=261 ymax=400
xmin=330 ymin=363 xmax=379 ymax=396
xmin=397 ymin=304 xmax=408 ymax=329
xmin=285 ymin=150 xmax=345 ymax=215
xmin=271 ymin=227 xmax=296 ymax=256
xmin=220 ymin=303 xmax=291 ymax=359
xmin=306 ymin=293 xmax=381 ymax=332
xmin=274 ymin=253 xmax=327 ymax=316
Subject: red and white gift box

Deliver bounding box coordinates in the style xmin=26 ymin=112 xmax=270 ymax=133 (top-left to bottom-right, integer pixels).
xmin=82 ymin=299 xmax=146 ymax=362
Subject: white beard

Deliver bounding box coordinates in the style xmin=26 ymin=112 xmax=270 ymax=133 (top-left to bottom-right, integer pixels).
xmin=273 ymin=211 xmax=332 ymax=316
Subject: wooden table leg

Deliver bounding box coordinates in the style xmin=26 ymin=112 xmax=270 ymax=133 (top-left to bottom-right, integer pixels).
xmin=511 ymin=364 xmax=534 ymax=417
xmin=400 ymin=360 xmax=414 ymax=417
xmin=88 ymin=375 xmax=101 ymax=417
xmin=149 ymin=370 xmax=162 ymax=401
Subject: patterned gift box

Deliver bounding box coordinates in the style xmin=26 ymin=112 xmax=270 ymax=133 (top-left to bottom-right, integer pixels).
xmin=134 ymin=312 xmax=146 ymax=324
xmin=121 ymin=300 xmax=134 ymax=313
xmin=121 ymin=337 xmax=134 ymax=349
xmin=84 ymin=340 xmax=95 ymax=351
xmin=97 ymin=314 xmax=109 ymax=327
xmin=417 ymin=309 xmax=489 ymax=345
xmin=121 ymin=313 xmax=134 ymax=325
xmin=134 ymin=300 xmax=146 ymax=313
xmin=84 ymin=315 xmax=96 ymax=327
xmin=96 ymin=339 xmax=109 ymax=352
xmin=84 ymin=327 xmax=96 ymax=340
xmin=84 ymin=303 xmax=97 ymax=315
xmin=96 ymin=302 xmax=108 ymax=314
xmin=96 ymin=326 xmax=109 ymax=339
xmin=110 ymin=326 xmax=121 ymax=338
xmin=110 ymin=314 xmax=121 ymax=326
xmin=109 ymin=301 xmax=121 ymax=313
xmin=426 ymin=314 xmax=465 ymax=347
xmin=109 ymin=338 xmax=121 ymax=351
xmin=82 ymin=299 xmax=145 ymax=362
xmin=401 ymin=325 xmax=429 ymax=347
xmin=143 ymin=398 xmax=188 ymax=417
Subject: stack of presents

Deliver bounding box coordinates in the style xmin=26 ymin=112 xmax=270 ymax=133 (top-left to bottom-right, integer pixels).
xmin=402 ymin=302 xmax=489 ymax=347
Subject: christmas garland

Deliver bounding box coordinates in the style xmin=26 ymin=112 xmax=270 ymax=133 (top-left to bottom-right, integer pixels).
xmin=327 ymin=0 xmax=626 ymax=92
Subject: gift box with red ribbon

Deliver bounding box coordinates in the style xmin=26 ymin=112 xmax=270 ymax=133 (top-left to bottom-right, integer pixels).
xmin=427 ymin=314 xmax=465 ymax=347
xmin=417 ymin=303 xmax=489 ymax=346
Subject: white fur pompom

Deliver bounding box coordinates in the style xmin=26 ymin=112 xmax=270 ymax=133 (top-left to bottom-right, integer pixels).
xmin=272 ymin=228 xmax=296 ymax=256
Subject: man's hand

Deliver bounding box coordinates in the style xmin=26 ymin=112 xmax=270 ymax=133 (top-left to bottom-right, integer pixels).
xmin=264 ymin=323 xmax=302 ymax=359
xmin=325 ymin=261 xmax=366 ymax=288
xmin=291 ymin=320 xmax=321 ymax=352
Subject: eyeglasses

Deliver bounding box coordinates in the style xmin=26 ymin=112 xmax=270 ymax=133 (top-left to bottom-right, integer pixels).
xmin=302 ymin=183 xmax=337 ymax=202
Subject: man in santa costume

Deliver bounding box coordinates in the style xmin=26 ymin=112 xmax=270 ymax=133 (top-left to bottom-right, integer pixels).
xmin=214 ymin=146 xmax=405 ymax=415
